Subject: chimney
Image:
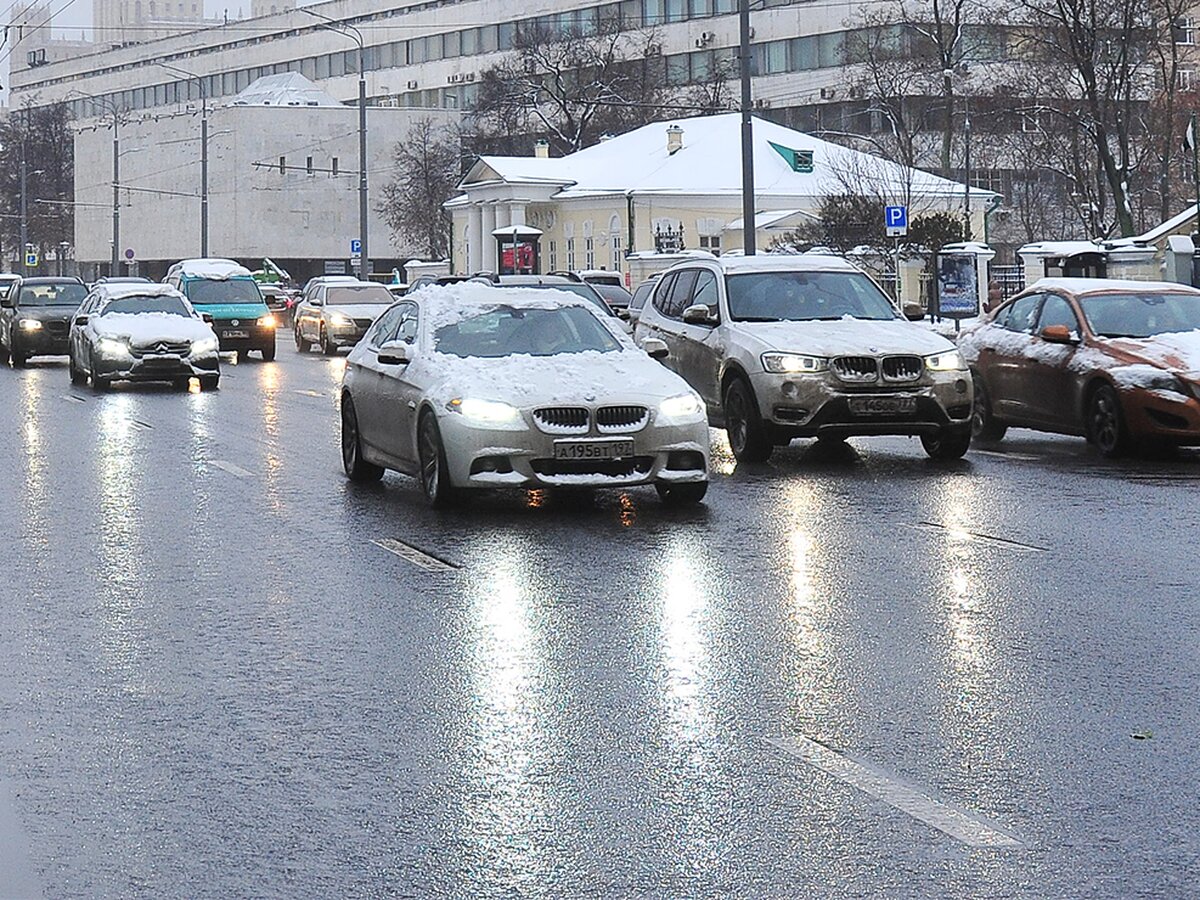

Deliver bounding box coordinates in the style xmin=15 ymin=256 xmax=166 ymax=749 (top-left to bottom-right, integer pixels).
xmin=666 ymin=124 xmax=684 ymax=155
xmin=534 ymin=139 xmax=550 ymax=159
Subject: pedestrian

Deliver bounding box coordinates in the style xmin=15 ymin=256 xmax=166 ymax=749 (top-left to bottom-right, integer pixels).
xmin=985 ymin=280 xmax=1003 ymax=314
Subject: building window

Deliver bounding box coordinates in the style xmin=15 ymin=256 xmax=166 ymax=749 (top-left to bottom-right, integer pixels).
xmin=699 ymin=234 xmax=721 ymax=255
xmin=585 ymin=236 xmax=595 ymax=269
xmin=1176 ymin=17 xmax=1196 ymax=45
xmin=567 ymin=237 xmax=576 ymax=270
xmin=971 ymin=168 xmax=1004 ymax=193
xmin=611 ymin=234 xmax=622 ymax=270
xmin=549 ymin=240 xmax=557 ymax=270
xmin=1179 ymin=68 xmax=1195 ymax=92
xmin=306 ymin=155 xmax=314 ymax=174
xmin=279 ymin=156 xmax=286 ymax=174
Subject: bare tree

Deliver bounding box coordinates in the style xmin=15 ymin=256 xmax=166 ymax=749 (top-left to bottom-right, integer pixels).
xmin=0 ymin=98 xmax=74 ymax=267
xmin=377 ymin=119 xmax=462 ymax=259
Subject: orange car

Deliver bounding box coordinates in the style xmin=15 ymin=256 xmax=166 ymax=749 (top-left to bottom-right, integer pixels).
xmin=960 ymin=278 xmax=1200 ymax=456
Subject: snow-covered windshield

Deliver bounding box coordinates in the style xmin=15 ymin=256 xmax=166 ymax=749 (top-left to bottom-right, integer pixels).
xmin=102 ymin=296 xmax=191 ymax=317
xmin=1080 ymin=293 xmax=1200 ymax=338
xmin=185 ymin=278 xmax=262 ymax=305
xmin=18 ymin=282 xmax=87 ymax=307
xmin=726 ymin=271 xmax=898 ymax=322
xmin=327 ymin=285 xmax=392 ymax=305
xmin=434 ymin=305 xmax=621 ymax=358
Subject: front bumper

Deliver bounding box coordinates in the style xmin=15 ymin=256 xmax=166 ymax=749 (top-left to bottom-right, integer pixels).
xmin=438 ymin=413 xmax=710 ymax=490
xmin=749 ymin=369 xmax=973 ymax=438
xmin=327 ymin=321 xmax=371 ymax=348
xmin=11 ymin=326 xmax=70 ymax=356
xmin=93 ymin=351 xmax=219 ymax=382
xmin=1123 ymin=386 xmax=1200 ymax=444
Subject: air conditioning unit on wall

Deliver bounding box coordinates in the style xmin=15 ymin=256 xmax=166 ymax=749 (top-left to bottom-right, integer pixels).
xmin=407 ymin=80 xmax=418 ymax=89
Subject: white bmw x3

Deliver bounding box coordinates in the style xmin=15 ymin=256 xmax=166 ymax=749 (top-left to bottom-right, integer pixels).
xmin=339 ymin=283 xmax=711 ymax=506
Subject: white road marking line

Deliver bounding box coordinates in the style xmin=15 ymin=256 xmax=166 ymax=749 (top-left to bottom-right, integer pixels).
xmin=129 ymin=419 xmax=153 ymax=430
xmin=61 ymin=394 xmax=86 ymax=403
xmin=766 ymin=735 xmax=1023 ymax=849
xmin=293 ymin=389 xmax=326 ymax=398
xmin=904 ymin=521 xmax=1047 ymax=554
xmin=973 ymin=449 xmax=1041 ymax=462
xmin=371 ymin=538 xmax=458 ymax=572
xmin=210 ymin=459 xmax=254 ymax=479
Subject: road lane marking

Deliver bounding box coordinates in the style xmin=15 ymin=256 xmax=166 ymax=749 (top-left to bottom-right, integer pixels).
xmin=972 ymin=449 xmax=1040 ymax=462
xmin=765 ymin=735 xmax=1023 ymax=849
xmin=293 ymin=389 xmax=326 ymax=398
xmin=210 ymin=460 xmax=254 ymax=479
xmin=371 ymin=538 xmax=459 ymax=572
xmin=130 ymin=419 xmax=153 ymax=430
xmin=905 ymin=521 xmax=1047 ymax=554
xmin=61 ymin=394 xmax=86 ymax=403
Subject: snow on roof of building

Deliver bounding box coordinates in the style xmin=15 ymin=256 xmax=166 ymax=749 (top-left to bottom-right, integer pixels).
xmin=458 ymin=113 xmax=990 ymax=202
xmin=230 ymin=73 xmax=342 ymax=108
xmin=1132 ymin=204 xmax=1199 ymax=243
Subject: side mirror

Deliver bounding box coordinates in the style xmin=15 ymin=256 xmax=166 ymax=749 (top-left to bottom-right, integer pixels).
xmin=1040 ymin=324 xmax=1077 ymax=344
xmin=616 ymin=308 xmax=631 ymax=321
xmin=376 ymin=340 xmax=411 ymax=366
xmin=643 ymin=338 xmax=669 ymax=360
xmin=311 ymin=298 xmax=324 ymax=307
xmin=902 ymin=301 xmax=926 ymax=321
xmin=0 ymin=297 xmax=14 ymax=309
xmin=73 ymin=314 xmax=89 ymax=327
xmin=201 ymin=313 xmax=214 ymax=324
xmin=682 ymin=303 xmax=718 ymax=326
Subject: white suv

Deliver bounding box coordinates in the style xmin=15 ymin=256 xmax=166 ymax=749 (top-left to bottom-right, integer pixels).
xmin=633 ymin=254 xmax=974 ymax=461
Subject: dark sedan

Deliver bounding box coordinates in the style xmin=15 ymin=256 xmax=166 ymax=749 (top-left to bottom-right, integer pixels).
xmin=0 ymin=277 xmax=89 ymax=367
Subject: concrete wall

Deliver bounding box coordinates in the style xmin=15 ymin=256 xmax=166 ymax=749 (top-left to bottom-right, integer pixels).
xmin=74 ymin=103 xmax=458 ymax=274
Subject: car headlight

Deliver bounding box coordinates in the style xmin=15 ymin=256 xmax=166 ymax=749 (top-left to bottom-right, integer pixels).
xmin=329 ymin=313 xmax=353 ymax=326
xmin=193 ymin=336 xmax=219 ymax=354
xmin=1144 ymin=373 xmax=1189 ymax=395
xmin=18 ymin=318 xmax=43 ymax=331
xmin=761 ymin=352 xmax=828 ymax=374
xmin=257 ymin=314 xmax=276 ymax=328
xmin=658 ymin=392 xmax=705 ymax=421
xmin=925 ymin=350 xmax=966 ymax=372
xmin=447 ymin=397 xmax=523 ymax=426
xmin=96 ymin=336 xmax=129 ymax=356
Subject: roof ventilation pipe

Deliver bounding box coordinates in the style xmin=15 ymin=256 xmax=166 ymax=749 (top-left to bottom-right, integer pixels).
xmin=666 ymin=124 xmax=684 ymax=155
xmin=534 ymin=139 xmax=550 ymax=158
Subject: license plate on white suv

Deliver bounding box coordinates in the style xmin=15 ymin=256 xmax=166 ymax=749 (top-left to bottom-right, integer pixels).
xmin=848 ymin=396 xmax=918 ymax=416
xmin=553 ymin=439 xmax=635 ymax=460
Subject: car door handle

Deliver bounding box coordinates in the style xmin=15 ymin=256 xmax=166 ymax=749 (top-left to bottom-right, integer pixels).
xmin=407 ymin=401 xmax=416 ymax=410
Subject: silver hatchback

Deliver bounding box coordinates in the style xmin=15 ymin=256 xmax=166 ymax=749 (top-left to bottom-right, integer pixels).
xmin=632 ymin=254 xmax=974 ymax=461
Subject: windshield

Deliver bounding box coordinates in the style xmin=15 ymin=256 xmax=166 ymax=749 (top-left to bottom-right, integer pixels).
xmin=726 ymin=271 xmax=898 ymax=322
xmin=185 ymin=278 xmax=263 ymax=305
xmin=500 ymin=283 xmax=615 ymax=317
xmin=1080 ymin=292 xmax=1200 ymax=338
xmin=19 ymin=282 xmax=87 ymax=307
xmin=435 ymin=305 xmax=621 ymax=358
xmin=102 ymin=296 xmax=191 ymax=317
xmin=327 ymin=285 xmax=393 ymax=305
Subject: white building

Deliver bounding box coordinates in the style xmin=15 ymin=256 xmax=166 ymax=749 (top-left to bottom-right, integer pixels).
xmin=73 ymin=74 xmax=457 ymax=280
xmin=447 ymin=113 xmax=992 ymax=279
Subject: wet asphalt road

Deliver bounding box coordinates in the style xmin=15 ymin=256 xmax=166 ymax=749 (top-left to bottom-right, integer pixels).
xmin=2 ymin=339 xmax=1200 ymax=899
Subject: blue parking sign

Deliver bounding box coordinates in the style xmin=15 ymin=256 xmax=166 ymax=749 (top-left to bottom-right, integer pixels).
xmin=350 ymin=239 xmax=362 ymax=258
xmin=885 ymin=206 xmax=908 ymax=236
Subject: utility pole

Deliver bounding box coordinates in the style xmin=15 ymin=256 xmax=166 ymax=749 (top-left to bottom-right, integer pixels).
xmin=20 ymin=156 xmax=28 ymax=276
xmin=301 ymin=8 xmax=368 ymax=277
xmin=159 ymin=63 xmax=209 ymax=256
xmin=738 ymin=0 xmax=756 ymax=256
xmin=963 ymin=105 xmax=972 ymax=242
xmin=112 ymin=112 xmax=120 ymax=274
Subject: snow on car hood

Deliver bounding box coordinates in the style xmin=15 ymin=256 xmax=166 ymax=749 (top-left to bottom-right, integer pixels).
xmin=1105 ymin=330 xmax=1200 ymax=374
xmin=326 ymin=303 xmax=390 ymax=320
xmin=425 ymin=348 xmax=694 ymax=408
xmin=739 ymin=317 xmax=956 ymax=357
xmin=94 ymin=312 xmax=216 ymax=345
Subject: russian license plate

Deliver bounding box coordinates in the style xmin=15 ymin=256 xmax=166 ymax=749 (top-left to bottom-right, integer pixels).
xmin=143 ymin=357 xmax=177 ymax=367
xmin=553 ymin=439 xmax=635 ymax=460
xmin=848 ymin=395 xmax=918 ymax=416
xmin=223 ymin=329 xmax=249 ymax=340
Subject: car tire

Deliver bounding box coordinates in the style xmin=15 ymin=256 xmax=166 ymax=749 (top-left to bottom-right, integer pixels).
xmin=723 ymin=377 xmax=773 ymax=463
xmin=69 ymin=354 xmax=86 ymax=385
xmin=341 ymin=396 xmax=384 ymax=483
xmin=417 ymin=411 xmax=456 ymax=507
xmin=970 ymin=371 xmax=1008 ymax=442
xmin=1087 ymin=383 xmax=1130 ymax=458
xmin=921 ymin=425 xmax=971 ymax=460
xmin=320 ymin=327 xmax=337 ymax=356
xmin=0 ymin=341 xmax=9 ymax=365
xmin=236 ymin=349 xmax=248 ymax=363
xmin=10 ymin=338 xmax=26 ymax=368
xmin=655 ymin=481 xmax=708 ymax=506
xmin=295 ymin=327 xmax=311 ymax=352
xmin=200 ymin=375 xmax=220 ymax=391
xmin=261 ymin=342 xmax=276 ymax=362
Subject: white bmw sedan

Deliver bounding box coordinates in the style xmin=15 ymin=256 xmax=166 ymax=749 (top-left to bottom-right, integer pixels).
xmin=339 ymin=284 xmax=710 ymax=506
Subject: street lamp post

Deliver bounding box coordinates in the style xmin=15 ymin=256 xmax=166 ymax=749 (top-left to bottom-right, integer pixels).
xmin=738 ymin=0 xmax=756 ymax=256
xmin=301 ymin=8 xmax=368 ymax=276
xmin=159 ymin=63 xmax=209 ymax=257
xmin=68 ymin=91 xmax=122 ymax=274
xmin=20 ymin=155 xmax=28 ymax=275
xmin=963 ymin=106 xmax=972 ymax=242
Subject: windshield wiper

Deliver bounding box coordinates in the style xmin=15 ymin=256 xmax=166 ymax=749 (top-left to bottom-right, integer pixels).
xmin=733 ymin=316 xmax=780 ymax=322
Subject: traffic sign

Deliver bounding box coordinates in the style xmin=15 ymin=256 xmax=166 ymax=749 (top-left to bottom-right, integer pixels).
xmin=885 ymin=205 xmax=908 ymax=237
xmin=350 ymin=239 xmax=362 ymax=260
xmin=125 ymin=248 xmax=135 ymax=260
xmin=25 ymin=252 xmax=38 ymax=268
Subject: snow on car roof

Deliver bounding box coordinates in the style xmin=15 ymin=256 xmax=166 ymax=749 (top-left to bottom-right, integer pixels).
xmin=664 ymin=253 xmax=863 ymax=276
xmin=409 ymin=280 xmax=610 ymax=331
xmin=175 ymin=258 xmax=253 ymax=279
xmin=1031 ymin=277 xmax=1200 ymax=296
xmin=96 ymin=283 xmax=187 ymax=302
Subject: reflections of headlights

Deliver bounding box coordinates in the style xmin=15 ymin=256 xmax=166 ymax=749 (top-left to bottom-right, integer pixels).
xmin=708 ymin=427 xmax=736 ymax=475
